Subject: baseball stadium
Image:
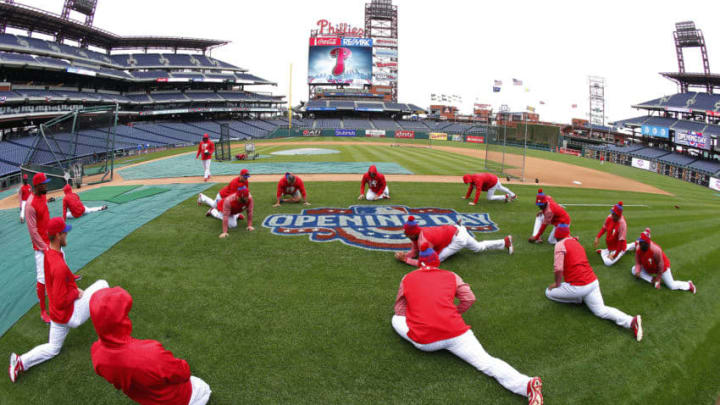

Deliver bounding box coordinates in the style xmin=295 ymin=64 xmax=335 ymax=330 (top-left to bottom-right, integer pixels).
xmin=0 ymin=1 xmax=719 ymax=404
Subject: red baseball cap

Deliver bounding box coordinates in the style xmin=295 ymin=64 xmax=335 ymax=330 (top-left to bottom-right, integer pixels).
xmin=23 ymin=174 xmax=28 ymax=180
xmin=240 ymin=169 xmax=250 ymax=178
xmin=33 ymin=172 xmax=51 ymax=186
xmin=63 ymin=184 xmax=72 ymax=193
xmin=47 ymin=217 xmax=71 ymax=237
xmin=203 ymin=133 xmax=209 ymax=139
xmin=403 ymin=216 xmax=421 ymax=236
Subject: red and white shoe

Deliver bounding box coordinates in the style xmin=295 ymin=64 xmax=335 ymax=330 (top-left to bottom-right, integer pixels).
xmin=197 ymin=194 xmax=203 ymax=206
xmin=527 ymin=376 xmax=543 ymax=405
xmin=631 ymin=315 xmax=643 ymax=342
xmin=205 ymin=209 xmax=213 ymax=217
xmin=237 ymin=214 xmax=245 ymax=221
xmin=595 ymin=249 xmax=602 ymax=255
xmin=505 ymin=235 xmax=514 ymax=255
xmin=8 ymin=353 xmax=23 ymax=383
xmin=40 ymin=311 xmax=50 ymax=324
xmin=688 ymin=281 xmax=696 ymax=295
xmin=508 ymin=194 xmax=518 ymax=203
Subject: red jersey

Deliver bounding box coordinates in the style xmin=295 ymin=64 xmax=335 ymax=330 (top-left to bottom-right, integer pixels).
xmin=26 ymin=193 xmax=50 ymax=251
xmin=360 ymin=165 xmax=387 ymax=194
xmin=195 ymin=140 xmax=215 ymax=161
xmin=44 ymin=248 xmax=79 ymax=324
xmin=554 ymin=237 xmax=597 ymax=286
xmin=18 ymin=184 xmax=31 ymax=202
xmin=404 ymin=225 xmax=458 ymax=266
xmin=219 ymin=177 xmax=248 ymax=199
xmin=465 ymin=173 xmax=499 ymax=204
xmin=596 ymin=215 xmax=627 ymax=252
xmin=542 ymin=197 xmax=571 ymax=226
xmin=277 ymin=176 xmax=306 ymax=199
xmin=63 ymin=191 xmax=86 ymax=220
xmin=90 ymin=287 xmax=192 ymax=405
xmin=400 ymin=268 xmax=472 ymax=344
xmin=635 ymin=242 xmax=670 ymax=274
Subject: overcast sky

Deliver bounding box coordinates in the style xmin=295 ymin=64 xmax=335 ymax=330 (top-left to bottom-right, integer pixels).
xmin=16 ymin=0 xmax=720 ymax=123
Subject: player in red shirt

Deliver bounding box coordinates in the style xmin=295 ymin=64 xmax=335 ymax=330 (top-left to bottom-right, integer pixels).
xmin=273 ymin=172 xmax=310 ymax=207
xmin=89 ymin=287 xmax=211 ymax=405
xmin=9 ymin=217 xmax=109 ymax=383
xmin=462 ymin=173 xmax=516 ymax=204
xmin=195 ymin=134 xmax=215 ymax=182
xmin=632 ymin=229 xmax=696 ymax=293
xmin=358 ymin=165 xmax=389 ymax=200
xmin=197 ymin=169 xmax=250 ymax=208
xmin=545 ymin=224 xmax=643 ymax=341
xmin=62 ymin=184 xmax=108 ymax=221
xmin=529 ymin=189 xmax=571 ymax=244
xmin=395 ymin=216 xmax=513 ymax=266
xmin=593 ymin=202 xmax=636 ymax=266
xmin=205 ymin=185 xmax=254 ymax=238
xmin=392 ymin=258 xmax=543 ymax=404
xmin=25 ymin=172 xmax=52 ymax=322
xmin=17 ymin=173 xmax=31 ymax=223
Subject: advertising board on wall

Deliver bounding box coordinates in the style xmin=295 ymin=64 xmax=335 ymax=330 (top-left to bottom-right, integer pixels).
xmin=631 ymin=157 xmax=658 ymax=172
xmin=451 ymin=134 xmax=463 ymax=142
xmin=429 ymin=133 xmax=448 ymax=141
xmin=365 ymin=129 xmax=386 ymax=137
xmin=641 ymin=125 xmax=669 ymax=139
xmin=394 ymin=130 xmax=415 ymax=139
xmin=466 ymin=135 xmax=485 ymax=144
xmin=302 ymin=129 xmax=322 ymax=137
xmin=675 ymin=130 xmax=710 ymax=150
xmin=308 ymin=37 xmax=373 ymax=85
xmin=709 ymin=176 xmax=720 ymax=192
xmin=335 ymin=129 xmax=357 ymax=137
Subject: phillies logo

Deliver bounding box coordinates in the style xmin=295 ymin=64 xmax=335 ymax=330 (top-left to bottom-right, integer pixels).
xmin=263 ymin=205 xmax=498 ymax=251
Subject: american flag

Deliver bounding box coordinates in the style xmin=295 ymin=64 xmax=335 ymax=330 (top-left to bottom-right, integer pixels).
xmin=513 ymin=78 xmax=523 ymax=86
xmin=539 ymin=101 xmax=545 ymax=105
xmin=494 ymin=80 xmax=502 ymax=86
xmin=571 ymin=104 xmax=578 ymax=109
xmin=493 ymin=86 xmax=501 ymax=93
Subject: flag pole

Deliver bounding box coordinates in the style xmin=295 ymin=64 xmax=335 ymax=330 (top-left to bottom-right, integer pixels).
xmin=288 ymin=63 xmax=293 ymax=130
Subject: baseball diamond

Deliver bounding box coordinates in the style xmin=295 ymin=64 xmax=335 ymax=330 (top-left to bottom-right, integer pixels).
xmin=0 ymin=2 xmax=719 ymax=405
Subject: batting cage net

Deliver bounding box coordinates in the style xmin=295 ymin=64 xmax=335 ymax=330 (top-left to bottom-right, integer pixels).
xmin=215 ymin=123 xmax=232 ymax=161
xmin=21 ymin=105 xmax=118 ymax=190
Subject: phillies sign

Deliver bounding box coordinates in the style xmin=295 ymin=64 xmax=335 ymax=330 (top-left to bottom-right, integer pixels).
xmin=263 ymin=205 xmax=499 ymax=251
xmin=316 ymin=19 xmax=365 ymax=37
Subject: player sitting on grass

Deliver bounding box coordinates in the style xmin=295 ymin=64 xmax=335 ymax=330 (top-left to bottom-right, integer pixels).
xmin=593 ymin=201 xmax=635 ymax=266
xmin=632 ymin=228 xmax=696 ymax=294
xmin=392 ymin=248 xmax=544 ymax=405
xmin=545 ymin=224 xmax=643 ymax=341
xmin=462 ymin=173 xmax=516 ymax=205
xmin=204 ymin=185 xmax=254 ymax=238
xmin=198 ymin=169 xmax=250 ymax=208
xmin=529 ymin=189 xmax=570 ymax=245
xmin=62 ymin=184 xmax=108 ymax=221
xmin=358 ymin=165 xmax=389 ymax=201
xmin=395 ymin=216 xmax=513 ymax=266
xmin=273 ymin=172 xmax=310 ymax=207
xmin=9 ymin=217 xmax=109 ymax=383
xmin=90 ymin=287 xmax=211 ymax=405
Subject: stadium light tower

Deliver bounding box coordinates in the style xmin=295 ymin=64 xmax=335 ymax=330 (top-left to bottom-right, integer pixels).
xmin=0 ymin=0 xmax=15 ymax=34
xmin=59 ymin=0 xmax=98 ymax=46
xmin=673 ymin=21 xmax=711 ymax=93
xmin=365 ymin=0 xmax=398 ymax=102
xmin=588 ymin=76 xmax=606 ymax=135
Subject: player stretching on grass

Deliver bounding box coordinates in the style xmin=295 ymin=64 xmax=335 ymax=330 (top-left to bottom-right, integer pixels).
xmin=462 ymin=173 xmax=516 ymax=204
xmin=358 ymin=165 xmax=389 ymax=200
xmin=395 ymin=216 xmax=513 ymax=266
xmin=529 ymin=189 xmax=571 ymax=245
xmin=197 ymin=169 xmax=251 ymax=209
xmin=195 ymin=134 xmax=214 ymax=182
xmin=545 ymin=224 xmax=643 ymax=341
xmin=17 ymin=174 xmax=31 ymax=223
xmin=205 ymin=186 xmax=254 ymax=238
xmin=593 ymin=201 xmax=635 ymax=266
xmin=273 ymin=172 xmax=310 ymax=207
xmin=392 ymin=249 xmax=544 ymax=404
xmin=632 ymin=229 xmax=696 ymax=294
xmin=9 ymin=217 xmax=109 ymax=382
xmin=90 ymin=287 xmax=211 ymax=405
xmin=62 ymin=184 xmax=108 ymax=220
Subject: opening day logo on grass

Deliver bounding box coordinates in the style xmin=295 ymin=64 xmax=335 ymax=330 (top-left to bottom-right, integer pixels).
xmin=263 ymin=205 xmax=498 ymax=251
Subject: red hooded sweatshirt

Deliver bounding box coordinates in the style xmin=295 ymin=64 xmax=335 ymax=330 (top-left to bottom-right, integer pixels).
xmin=90 ymin=287 xmax=193 ymax=405
xmin=62 ymin=184 xmax=86 ymax=220
xmin=360 ymin=165 xmax=387 ymax=194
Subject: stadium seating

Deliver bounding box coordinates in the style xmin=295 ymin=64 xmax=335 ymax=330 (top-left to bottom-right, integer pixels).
xmin=688 ymin=159 xmax=720 ymax=175
xmin=328 ymin=101 xmax=356 ymax=110
xmin=397 ymin=120 xmax=430 ymax=130
xmin=315 ymin=119 xmax=343 ymax=129
xmin=372 ymin=119 xmax=401 ymax=130
xmin=343 ymin=118 xmax=373 ymax=129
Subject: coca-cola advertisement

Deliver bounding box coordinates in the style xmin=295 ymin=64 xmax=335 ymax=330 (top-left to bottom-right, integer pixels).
xmin=308 ymin=37 xmax=373 ymax=85
xmin=394 ymin=130 xmax=415 ymax=139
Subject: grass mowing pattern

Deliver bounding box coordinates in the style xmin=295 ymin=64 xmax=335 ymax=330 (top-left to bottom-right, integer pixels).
xmin=0 ymin=142 xmax=718 ymax=404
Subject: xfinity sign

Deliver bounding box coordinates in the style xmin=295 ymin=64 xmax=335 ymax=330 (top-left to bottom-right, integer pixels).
xmin=342 ymin=38 xmax=373 ymax=47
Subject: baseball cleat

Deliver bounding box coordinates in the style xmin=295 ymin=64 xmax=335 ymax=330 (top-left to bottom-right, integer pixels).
xmin=528 ymin=237 xmax=543 ymax=244
xmin=40 ymin=311 xmax=50 ymax=324
xmin=595 ymin=249 xmax=602 ymax=254
xmin=237 ymin=214 xmax=245 ymax=221
xmin=527 ymin=376 xmax=543 ymax=405
xmin=101 ymin=205 xmax=108 ymax=211
xmin=631 ymin=315 xmax=643 ymax=342
xmin=505 ymin=235 xmax=514 ymax=255
xmin=73 ymin=273 xmax=82 ymax=281
xmin=205 ymin=209 xmax=213 ymax=217
xmin=654 ymin=281 xmax=661 ymax=289
xmin=8 ymin=353 xmax=23 ymax=383
xmin=688 ymin=281 xmax=696 ymax=295
xmin=510 ymin=194 xmax=517 ymax=202
xmin=197 ymin=194 xmax=202 ymax=206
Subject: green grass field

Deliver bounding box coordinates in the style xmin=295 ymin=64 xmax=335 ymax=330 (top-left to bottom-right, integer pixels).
xmin=1 ymin=139 xmax=719 ymax=404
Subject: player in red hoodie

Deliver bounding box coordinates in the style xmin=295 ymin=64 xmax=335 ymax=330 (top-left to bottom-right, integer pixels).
xmin=593 ymin=202 xmax=636 ymax=266
xmin=195 ymin=134 xmax=215 ymax=182
xmin=62 ymin=184 xmax=108 ymax=221
xmin=358 ymin=165 xmax=389 ymax=200
xmin=204 ymin=186 xmax=254 ymax=238
xmin=273 ymin=172 xmax=310 ymax=207
xmin=462 ymin=173 xmax=516 ymax=204
xmin=17 ymin=174 xmax=31 ymax=223
xmin=546 ymin=224 xmax=643 ymax=341
xmin=392 ymin=253 xmax=543 ymax=404
xmin=89 ymin=287 xmax=211 ymax=405
xmin=9 ymin=217 xmax=109 ymax=383
xmin=529 ymin=189 xmax=571 ymax=245
xmin=197 ymin=169 xmax=251 ymax=208
xmin=632 ymin=228 xmax=696 ymax=293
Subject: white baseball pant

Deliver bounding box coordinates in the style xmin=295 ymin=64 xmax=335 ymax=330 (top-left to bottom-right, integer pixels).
xmin=598 ymin=242 xmax=636 ymax=267
xmin=188 ymin=376 xmax=212 ymax=405
xmin=209 ymin=208 xmax=241 ymax=228
xmin=392 ymin=315 xmax=530 ymax=397
xmin=631 ymin=266 xmax=691 ymax=291
xmin=34 ymin=251 xmax=45 ymax=284
xmin=532 ymin=215 xmax=557 ymax=244
xmin=65 ymin=205 xmax=105 ymax=219
xmin=366 ymin=186 xmax=390 ymax=200
xmin=198 ymin=193 xmax=217 ymax=209
xmin=20 ymin=200 xmax=26 ymax=221
xmin=486 ymin=181 xmax=516 ymax=202
xmin=201 ymin=159 xmax=211 ymax=180
xmin=545 ymin=280 xmax=633 ymax=328
xmin=19 ymin=280 xmax=109 ymax=370
xmin=438 ymin=225 xmax=505 ymax=262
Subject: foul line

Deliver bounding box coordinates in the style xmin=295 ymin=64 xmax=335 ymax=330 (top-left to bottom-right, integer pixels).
xmin=560 ymin=204 xmax=649 ymax=207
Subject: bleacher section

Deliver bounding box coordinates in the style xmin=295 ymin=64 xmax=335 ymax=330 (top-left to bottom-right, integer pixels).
xmin=343 ymin=118 xmax=374 ymax=129
xmin=632 ymin=92 xmax=720 ymax=112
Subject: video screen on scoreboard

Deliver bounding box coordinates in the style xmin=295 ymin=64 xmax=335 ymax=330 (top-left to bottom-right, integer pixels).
xmin=308 ymin=37 xmax=373 ymax=85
